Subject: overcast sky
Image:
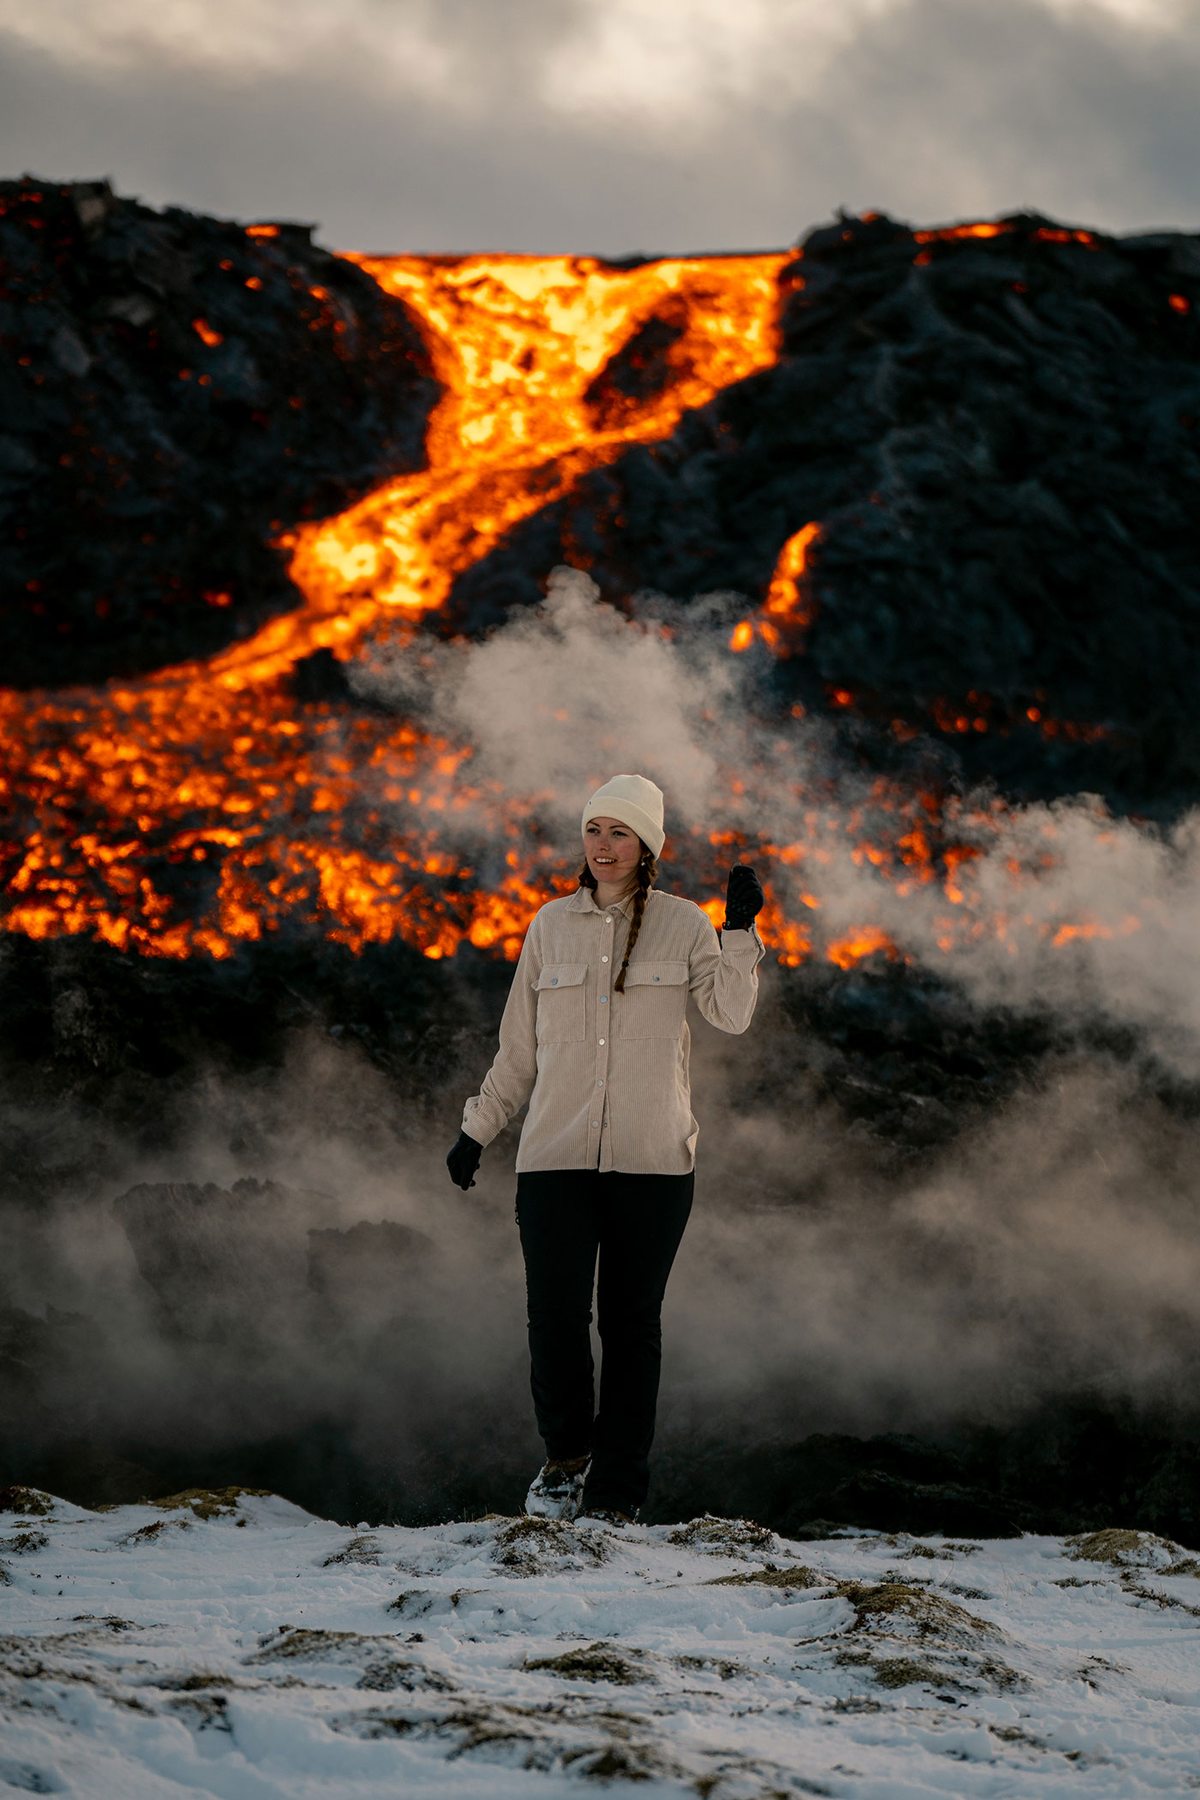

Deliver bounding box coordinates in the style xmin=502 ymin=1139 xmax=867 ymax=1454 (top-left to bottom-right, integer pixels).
xmin=1 ymin=0 xmax=1197 ymax=255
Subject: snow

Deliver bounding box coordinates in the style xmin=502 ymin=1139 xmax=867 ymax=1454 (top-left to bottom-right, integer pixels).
xmin=2 ymin=1488 xmax=1200 ymax=1797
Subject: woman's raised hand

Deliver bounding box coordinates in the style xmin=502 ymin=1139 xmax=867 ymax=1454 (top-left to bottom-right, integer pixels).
xmin=446 ymin=1130 xmax=483 ymax=1190
xmin=722 ymin=863 xmax=764 ymax=931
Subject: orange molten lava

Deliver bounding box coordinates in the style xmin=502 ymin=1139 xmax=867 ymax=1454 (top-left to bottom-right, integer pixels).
xmin=3 ymin=252 xmax=795 ymax=962
xmin=0 ymin=234 xmax=1131 ymax=969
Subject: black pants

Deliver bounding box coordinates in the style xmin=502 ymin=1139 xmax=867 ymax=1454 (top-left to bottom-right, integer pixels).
xmin=514 ymin=1167 xmax=694 ymax=1515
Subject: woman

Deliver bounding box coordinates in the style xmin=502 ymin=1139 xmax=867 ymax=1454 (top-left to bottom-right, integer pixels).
xmin=446 ymin=772 xmax=765 ymax=1528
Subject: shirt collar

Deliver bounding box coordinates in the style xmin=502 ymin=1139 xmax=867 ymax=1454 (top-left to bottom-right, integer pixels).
xmin=566 ymin=883 xmax=641 ymax=919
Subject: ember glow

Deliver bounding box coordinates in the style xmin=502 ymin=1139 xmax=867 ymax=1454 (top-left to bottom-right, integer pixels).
xmin=0 ymin=241 xmax=1136 ymax=968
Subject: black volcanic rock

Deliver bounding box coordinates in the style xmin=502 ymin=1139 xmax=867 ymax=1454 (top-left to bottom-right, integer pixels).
xmin=113 ymin=1178 xmax=314 ymax=1343
xmin=446 ymin=209 xmax=1200 ymax=814
xmin=0 ymin=176 xmax=438 ymax=686
xmin=583 ymin=294 xmax=689 ymax=428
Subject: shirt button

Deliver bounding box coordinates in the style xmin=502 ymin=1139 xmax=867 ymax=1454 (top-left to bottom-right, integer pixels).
xmin=605 ymin=916 xmax=612 ymax=924
xmin=599 ymin=995 xmax=607 ymax=1004
xmin=597 ymin=1079 xmax=604 ymax=1086
xmin=598 ymin=1038 xmax=605 ymax=1045
xmin=601 ymin=955 xmax=609 ymax=963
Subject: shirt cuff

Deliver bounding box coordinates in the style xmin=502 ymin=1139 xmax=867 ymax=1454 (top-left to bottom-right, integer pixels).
xmin=720 ymin=921 xmax=766 ymax=959
xmin=461 ymin=1100 xmax=506 ymax=1149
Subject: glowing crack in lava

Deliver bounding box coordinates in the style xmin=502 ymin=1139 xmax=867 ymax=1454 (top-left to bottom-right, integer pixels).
xmin=0 ymin=240 xmax=1135 ymax=967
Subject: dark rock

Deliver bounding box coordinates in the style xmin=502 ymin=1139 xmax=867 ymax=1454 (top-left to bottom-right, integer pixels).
xmin=0 ymin=175 xmax=438 ymax=686
xmin=113 ymin=1178 xmax=316 ymax=1342
xmin=447 ymin=208 xmax=1200 ymax=815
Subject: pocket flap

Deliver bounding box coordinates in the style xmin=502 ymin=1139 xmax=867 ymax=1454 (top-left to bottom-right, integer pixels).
xmin=622 ymin=959 xmax=689 ymax=988
xmin=535 ymin=963 xmax=587 ymax=991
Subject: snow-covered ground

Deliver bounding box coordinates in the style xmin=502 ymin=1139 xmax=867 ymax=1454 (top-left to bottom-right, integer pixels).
xmin=2 ymin=1486 xmax=1199 ymax=1798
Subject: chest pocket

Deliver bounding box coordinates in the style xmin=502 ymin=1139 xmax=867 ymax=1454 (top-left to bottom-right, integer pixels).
xmin=534 ymin=963 xmax=587 ymax=1043
xmin=616 ymin=959 xmax=689 ymax=1039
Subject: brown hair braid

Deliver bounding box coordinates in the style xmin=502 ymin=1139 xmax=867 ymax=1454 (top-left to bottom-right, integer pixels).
xmin=575 ymin=842 xmax=658 ymax=992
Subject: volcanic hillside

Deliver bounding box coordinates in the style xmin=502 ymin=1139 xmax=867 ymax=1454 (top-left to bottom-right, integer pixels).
xmin=3 ymin=178 xmax=1200 ymax=1530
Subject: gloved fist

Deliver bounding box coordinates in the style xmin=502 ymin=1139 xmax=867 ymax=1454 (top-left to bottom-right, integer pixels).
xmin=722 ymin=863 xmax=764 ymax=932
xmin=446 ymin=1130 xmax=483 ymax=1191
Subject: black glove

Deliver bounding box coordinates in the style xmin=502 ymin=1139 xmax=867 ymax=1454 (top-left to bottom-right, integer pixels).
xmin=722 ymin=863 xmax=764 ymax=932
xmin=446 ymin=1130 xmax=483 ymax=1191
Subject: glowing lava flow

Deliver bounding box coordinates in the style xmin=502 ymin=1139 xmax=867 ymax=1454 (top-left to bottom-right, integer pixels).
xmin=0 ymin=242 xmax=1135 ymax=969
xmin=0 ymin=252 xmax=795 ymax=961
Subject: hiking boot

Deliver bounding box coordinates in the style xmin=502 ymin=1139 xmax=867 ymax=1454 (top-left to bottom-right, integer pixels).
xmin=578 ymin=1505 xmax=638 ymax=1528
xmin=524 ymin=1453 xmax=592 ymax=1521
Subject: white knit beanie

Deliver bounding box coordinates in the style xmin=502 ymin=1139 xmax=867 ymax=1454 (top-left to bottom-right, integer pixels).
xmin=581 ymin=773 xmax=666 ymax=859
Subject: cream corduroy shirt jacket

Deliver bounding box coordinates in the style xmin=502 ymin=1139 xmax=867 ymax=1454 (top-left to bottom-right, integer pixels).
xmin=461 ymin=883 xmax=767 ymax=1175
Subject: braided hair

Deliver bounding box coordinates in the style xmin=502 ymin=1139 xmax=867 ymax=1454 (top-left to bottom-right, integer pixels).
xmin=576 ymin=842 xmax=658 ymax=992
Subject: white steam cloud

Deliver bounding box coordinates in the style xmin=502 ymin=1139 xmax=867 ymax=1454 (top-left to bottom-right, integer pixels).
xmin=353 ymin=563 xmax=1200 ymax=1082
xmin=7 ymin=564 xmax=1200 ymax=1514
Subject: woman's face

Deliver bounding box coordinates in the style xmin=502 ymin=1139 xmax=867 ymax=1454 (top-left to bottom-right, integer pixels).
xmin=584 ymin=816 xmax=642 ymax=886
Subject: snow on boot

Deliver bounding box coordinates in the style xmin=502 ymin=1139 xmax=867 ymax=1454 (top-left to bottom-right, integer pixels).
xmin=524 ymin=1454 xmax=592 ymax=1521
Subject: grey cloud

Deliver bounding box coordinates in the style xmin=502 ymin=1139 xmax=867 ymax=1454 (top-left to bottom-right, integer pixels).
xmin=0 ymin=0 xmax=1197 ymax=254
xmin=806 ymin=0 xmax=1200 ymax=233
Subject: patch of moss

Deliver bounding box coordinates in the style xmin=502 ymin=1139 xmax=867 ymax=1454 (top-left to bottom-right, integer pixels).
xmin=666 ymin=1515 xmax=775 ymax=1553
xmin=570 ymin=1740 xmax=676 ymax=1782
xmin=697 ymin=1775 xmax=811 ymax=1800
xmin=840 ymin=1639 xmax=1021 ymax=1694
xmin=833 ymin=1578 xmax=997 ymax=1644
xmin=494 ymin=1515 xmax=608 ymax=1574
xmin=246 ymin=1626 xmax=421 ymax=1666
xmin=1120 ymin=1577 xmax=1200 ymax=1617
xmin=977 ymin=1654 xmax=1026 ymax=1691
xmin=148 ymin=1486 xmax=275 ymax=1520
xmin=0 ymin=1486 xmax=54 ymax=1517
xmin=525 ymin=1641 xmax=650 ymax=1685
xmin=673 ymin=1652 xmax=747 ymax=1682
xmin=868 ymin=1656 xmax=945 ymax=1688
xmin=123 ymin=1517 xmax=193 ymax=1545
xmin=0 ymin=1530 xmax=49 ymax=1554
xmin=706 ymin=1563 xmax=822 ymax=1592
xmin=167 ymin=1690 xmax=231 ymax=1730
xmin=1078 ymin=1654 xmax=1127 ymax=1680
xmin=247 ymin=1626 xmax=364 ymax=1662
xmin=387 ymin=1588 xmax=442 ymax=1618
xmin=439 ymin=1703 xmax=546 ymax=1755
xmin=154 ymin=1670 xmax=239 ymax=1691
xmin=500 ymin=1516 xmax=564 ymax=1544
xmin=322 ymin=1534 xmax=381 ymax=1567
xmin=1065 ymin=1528 xmax=1178 ymax=1568
xmin=991 ymin=1723 xmax=1048 ymax=1748
xmin=337 ymin=1708 xmax=420 ymax=1738
xmin=357 ymin=1659 xmax=454 ymax=1693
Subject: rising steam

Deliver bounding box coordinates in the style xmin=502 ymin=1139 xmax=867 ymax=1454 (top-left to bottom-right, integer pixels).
xmin=6 ymin=563 xmax=1200 ymax=1516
